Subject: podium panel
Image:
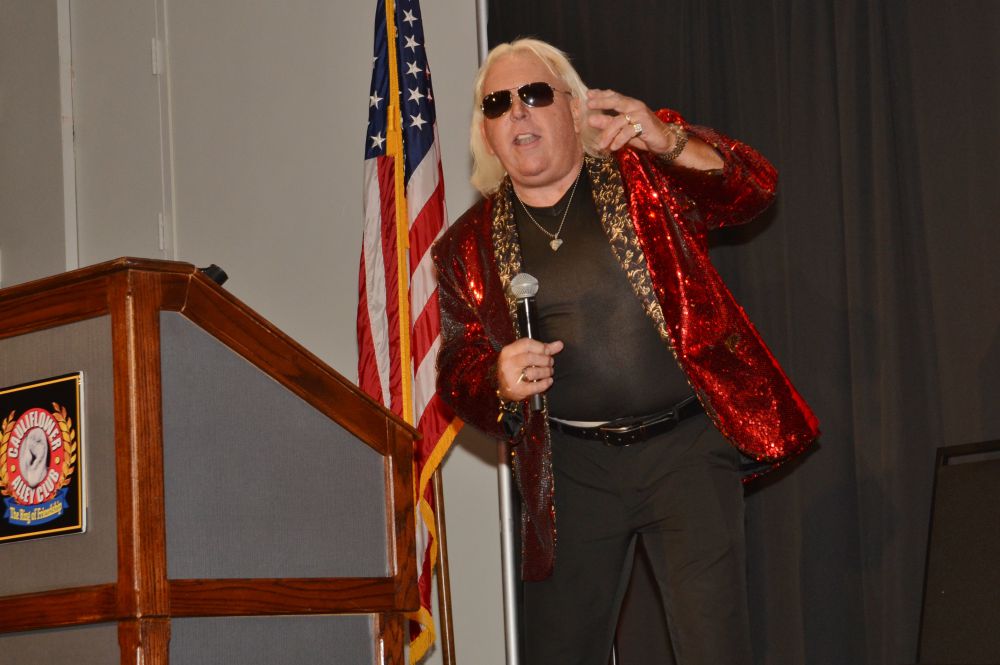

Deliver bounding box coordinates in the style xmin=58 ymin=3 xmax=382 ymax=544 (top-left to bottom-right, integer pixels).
xmin=169 ymin=615 xmax=374 ymax=665
xmin=0 ymin=623 xmax=120 ymax=665
xmin=161 ymin=313 xmax=388 ymax=580
xmin=0 ymin=315 xmax=117 ymax=595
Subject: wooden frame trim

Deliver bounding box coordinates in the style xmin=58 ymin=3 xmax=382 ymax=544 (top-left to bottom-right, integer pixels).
xmin=0 ymin=276 xmax=112 ymax=341
xmin=0 ymin=257 xmax=191 ymax=304
xmin=119 ymin=618 xmax=170 ymax=665
xmin=0 ymin=584 xmax=119 ymax=633
xmin=0 ymin=259 xmax=189 ymax=342
xmin=110 ymin=270 xmax=171 ymax=619
xmin=167 ymin=577 xmax=399 ymax=616
xmin=387 ymin=423 xmax=419 ymax=611
xmin=374 ymin=612 xmax=405 ymax=665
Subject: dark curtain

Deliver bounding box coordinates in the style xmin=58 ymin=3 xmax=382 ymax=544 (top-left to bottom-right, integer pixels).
xmin=487 ymin=2 xmax=1000 ymax=664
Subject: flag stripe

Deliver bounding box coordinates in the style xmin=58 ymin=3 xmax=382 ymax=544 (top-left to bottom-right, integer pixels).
xmin=378 ymin=155 xmax=405 ymax=415
xmin=359 ymin=157 xmax=395 ymax=404
xmin=411 ymin=290 xmax=440 ymax=371
xmin=408 ymin=177 xmax=446 ymax=274
xmin=409 ymin=244 xmax=439 ymax=331
xmin=356 ymin=253 xmax=384 ymax=402
xmin=412 ymin=334 xmax=441 ymax=422
xmin=405 ymin=133 xmax=442 ymax=225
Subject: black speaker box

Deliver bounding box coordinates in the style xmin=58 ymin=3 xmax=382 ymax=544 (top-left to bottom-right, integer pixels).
xmin=918 ymin=440 xmax=1000 ymax=664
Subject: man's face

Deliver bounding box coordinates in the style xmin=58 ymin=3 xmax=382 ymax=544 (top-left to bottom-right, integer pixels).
xmin=480 ymin=53 xmax=583 ymax=196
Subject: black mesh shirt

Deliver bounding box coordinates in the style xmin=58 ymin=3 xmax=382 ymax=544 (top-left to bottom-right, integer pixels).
xmin=512 ymin=172 xmax=692 ymax=421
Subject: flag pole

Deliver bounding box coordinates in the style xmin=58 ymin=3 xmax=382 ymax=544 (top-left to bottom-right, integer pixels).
xmin=496 ymin=442 xmax=521 ymax=665
xmin=432 ymin=470 xmax=457 ymax=665
xmin=384 ymin=0 xmax=414 ymax=425
xmin=473 ymin=7 xmax=522 ymax=665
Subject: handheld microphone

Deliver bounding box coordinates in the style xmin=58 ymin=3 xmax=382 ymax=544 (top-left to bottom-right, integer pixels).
xmin=509 ymin=272 xmax=544 ymax=412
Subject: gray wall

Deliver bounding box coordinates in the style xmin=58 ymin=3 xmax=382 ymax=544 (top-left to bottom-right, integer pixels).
xmin=0 ymin=2 xmax=504 ymax=664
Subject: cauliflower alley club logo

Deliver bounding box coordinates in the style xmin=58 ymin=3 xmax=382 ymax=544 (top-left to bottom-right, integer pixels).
xmin=0 ymin=373 xmax=84 ymax=543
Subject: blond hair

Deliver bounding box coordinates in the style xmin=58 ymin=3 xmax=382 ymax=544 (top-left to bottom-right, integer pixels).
xmin=470 ymin=39 xmax=602 ymax=195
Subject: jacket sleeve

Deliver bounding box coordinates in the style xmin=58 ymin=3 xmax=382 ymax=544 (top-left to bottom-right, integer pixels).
xmin=433 ymin=237 xmax=513 ymax=441
xmin=650 ymin=108 xmax=778 ymax=232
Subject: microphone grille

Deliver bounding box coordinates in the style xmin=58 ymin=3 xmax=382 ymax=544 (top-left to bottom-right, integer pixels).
xmin=509 ymin=272 xmax=539 ymax=299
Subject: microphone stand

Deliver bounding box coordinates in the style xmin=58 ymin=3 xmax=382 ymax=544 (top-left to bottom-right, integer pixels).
xmin=498 ymin=441 xmax=521 ymax=665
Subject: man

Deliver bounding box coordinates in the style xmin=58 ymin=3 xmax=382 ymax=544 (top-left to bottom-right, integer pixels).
xmin=433 ymin=39 xmax=818 ymax=665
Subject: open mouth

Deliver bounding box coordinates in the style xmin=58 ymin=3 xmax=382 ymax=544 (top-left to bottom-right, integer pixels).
xmin=514 ymin=133 xmax=539 ymax=146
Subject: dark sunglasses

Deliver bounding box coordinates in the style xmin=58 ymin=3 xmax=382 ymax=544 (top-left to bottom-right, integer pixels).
xmin=480 ymin=81 xmax=571 ymax=119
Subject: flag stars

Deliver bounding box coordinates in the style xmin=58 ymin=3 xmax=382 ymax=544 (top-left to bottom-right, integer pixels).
xmin=408 ymin=87 xmax=425 ymax=103
xmin=409 ymin=113 xmax=427 ymax=130
xmin=402 ymin=9 xmax=418 ymax=26
xmin=370 ymin=92 xmax=384 ymax=109
xmin=405 ymin=61 xmax=422 ymax=77
xmin=370 ymin=132 xmax=386 ymax=150
xmin=404 ymin=35 xmax=420 ymax=52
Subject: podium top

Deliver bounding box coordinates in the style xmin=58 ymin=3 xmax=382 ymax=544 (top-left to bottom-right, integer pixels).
xmin=0 ymin=256 xmax=418 ymax=439
xmin=0 ymin=257 xmax=198 ymax=299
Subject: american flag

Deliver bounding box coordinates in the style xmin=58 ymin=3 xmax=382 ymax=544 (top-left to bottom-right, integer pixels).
xmin=357 ymin=0 xmax=461 ymax=660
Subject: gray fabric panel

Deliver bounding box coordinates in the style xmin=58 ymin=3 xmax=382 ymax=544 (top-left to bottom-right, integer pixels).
xmin=0 ymin=316 xmax=117 ymax=594
xmin=0 ymin=622 xmax=119 ymax=664
xmin=170 ymin=615 xmax=374 ymax=665
xmin=160 ymin=312 xmax=388 ymax=579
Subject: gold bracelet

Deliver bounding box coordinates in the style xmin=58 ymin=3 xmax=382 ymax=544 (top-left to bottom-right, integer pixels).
xmin=658 ymin=123 xmax=688 ymax=163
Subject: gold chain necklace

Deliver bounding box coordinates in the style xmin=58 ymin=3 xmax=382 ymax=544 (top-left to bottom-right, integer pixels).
xmin=516 ymin=167 xmax=583 ymax=251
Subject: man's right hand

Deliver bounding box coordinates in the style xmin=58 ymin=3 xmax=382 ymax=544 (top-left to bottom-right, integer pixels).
xmin=497 ymin=338 xmax=564 ymax=402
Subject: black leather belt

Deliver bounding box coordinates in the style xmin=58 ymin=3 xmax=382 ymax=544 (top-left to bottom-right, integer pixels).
xmin=549 ymin=396 xmax=704 ymax=447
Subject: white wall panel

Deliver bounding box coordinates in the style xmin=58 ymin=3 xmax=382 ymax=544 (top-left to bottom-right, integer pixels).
xmin=0 ymin=0 xmax=66 ymax=287
xmin=70 ymin=0 xmax=167 ymax=264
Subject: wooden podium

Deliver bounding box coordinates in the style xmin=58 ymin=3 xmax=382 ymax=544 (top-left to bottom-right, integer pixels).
xmin=0 ymin=258 xmax=418 ymax=664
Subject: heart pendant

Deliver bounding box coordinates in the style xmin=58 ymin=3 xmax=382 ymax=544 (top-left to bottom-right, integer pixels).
xmin=549 ymin=238 xmax=563 ymax=251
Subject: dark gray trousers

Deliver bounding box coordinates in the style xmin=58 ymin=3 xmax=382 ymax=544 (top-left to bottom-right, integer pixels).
xmin=521 ymin=414 xmax=752 ymax=665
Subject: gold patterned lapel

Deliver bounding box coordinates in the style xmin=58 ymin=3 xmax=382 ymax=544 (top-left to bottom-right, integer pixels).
xmin=490 ymin=178 xmax=522 ymax=325
xmin=584 ymin=155 xmax=670 ymax=342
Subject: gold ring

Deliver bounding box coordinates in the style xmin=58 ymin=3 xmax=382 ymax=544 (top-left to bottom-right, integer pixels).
xmin=633 ymin=122 xmax=643 ymax=136
xmin=516 ymin=370 xmax=528 ymax=384
xmin=624 ymin=113 xmax=633 ymax=124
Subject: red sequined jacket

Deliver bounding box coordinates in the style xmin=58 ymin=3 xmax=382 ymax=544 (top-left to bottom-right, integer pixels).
xmin=433 ymin=110 xmax=819 ymax=581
